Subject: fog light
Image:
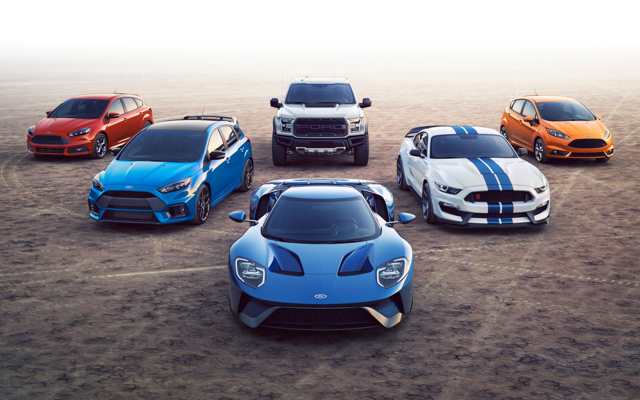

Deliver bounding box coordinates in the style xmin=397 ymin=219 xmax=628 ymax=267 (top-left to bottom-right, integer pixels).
xmin=88 ymin=201 xmax=99 ymax=214
xmin=70 ymin=145 xmax=88 ymax=153
xmin=168 ymin=204 xmax=187 ymax=217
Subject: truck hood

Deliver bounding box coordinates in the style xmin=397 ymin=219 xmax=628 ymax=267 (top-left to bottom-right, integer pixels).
xmin=34 ymin=118 xmax=97 ymax=135
xmin=432 ymin=157 xmax=546 ymax=190
xmin=277 ymin=104 xmax=363 ymax=119
xmin=544 ymin=119 xmax=607 ymax=140
xmin=103 ymin=160 xmax=200 ymax=189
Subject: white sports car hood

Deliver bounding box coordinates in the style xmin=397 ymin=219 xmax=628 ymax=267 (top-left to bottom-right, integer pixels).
xmin=432 ymin=157 xmax=546 ymax=190
xmin=277 ymin=104 xmax=363 ymax=119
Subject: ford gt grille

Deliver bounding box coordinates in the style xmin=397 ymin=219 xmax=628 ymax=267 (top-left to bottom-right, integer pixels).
xmin=293 ymin=118 xmax=348 ymax=137
xmin=263 ymin=307 xmax=379 ymax=330
xmin=31 ymin=135 xmax=68 ymax=145
xmin=569 ymin=139 xmax=607 ymax=148
xmin=465 ymin=191 xmax=532 ymax=203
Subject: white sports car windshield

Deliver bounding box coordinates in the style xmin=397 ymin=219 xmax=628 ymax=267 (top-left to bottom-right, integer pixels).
xmin=430 ymin=135 xmax=517 ymax=159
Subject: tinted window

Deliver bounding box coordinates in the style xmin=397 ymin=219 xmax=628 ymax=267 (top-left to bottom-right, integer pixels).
xmin=522 ymin=101 xmax=537 ymax=118
xmin=49 ymin=99 xmax=108 ymax=119
xmin=107 ymin=99 xmax=125 ymax=116
xmin=118 ymin=129 xmax=206 ymax=162
xmin=511 ymin=99 xmax=524 ymax=114
xmin=537 ymin=100 xmax=596 ymax=121
xmin=263 ymin=196 xmax=380 ymax=244
xmin=285 ymin=83 xmax=356 ymax=106
xmin=134 ymin=98 xmax=143 ymax=107
xmin=207 ymin=129 xmax=224 ymax=153
xmin=430 ymin=135 xmax=516 ymax=159
xmin=122 ymin=97 xmax=139 ymax=112
xmin=219 ymin=125 xmax=237 ymax=146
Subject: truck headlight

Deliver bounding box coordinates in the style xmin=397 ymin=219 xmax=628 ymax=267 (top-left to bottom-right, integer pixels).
xmin=435 ymin=181 xmax=462 ymax=195
xmin=546 ymin=128 xmax=570 ymax=140
xmin=235 ymin=258 xmax=265 ymax=288
xmin=376 ymin=258 xmax=408 ymax=288
xmin=348 ymin=117 xmax=363 ymax=133
xmin=69 ymin=127 xmax=91 ymax=137
xmin=158 ymin=178 xmax=191 ymax=193
xmin=278 ymin=117 xmax=293 ymax=133
xmin=92 ymin=172 xmax=104 ymax=191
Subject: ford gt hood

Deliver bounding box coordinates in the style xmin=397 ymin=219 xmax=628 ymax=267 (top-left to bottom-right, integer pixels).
xmin=432 ymin=158 xmax=545 ymax=189
xmin=277 ymin=104 xmax=362 ymax=119
xmin=35 ymin=118 xmax=96 ymax=135
xmin=544 ymin=120 xmax=607 ymax=140
xmin=103 ymin=160 xmax=200 ymax=188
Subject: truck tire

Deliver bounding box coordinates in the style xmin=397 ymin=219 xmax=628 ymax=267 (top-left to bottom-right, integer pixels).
xmin=272 ymin=134 xmax=287 ymax=166
xmin=353 ymin=135 xmax=369 ymax=166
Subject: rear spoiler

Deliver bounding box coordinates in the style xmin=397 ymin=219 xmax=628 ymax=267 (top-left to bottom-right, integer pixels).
xmin=405 ymin=125 xmax=449 ymax=137
xmin=183 ymin=114 xmax=238 ymax=126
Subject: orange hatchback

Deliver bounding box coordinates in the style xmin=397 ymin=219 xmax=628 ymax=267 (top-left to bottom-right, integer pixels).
xmin=500 ymin=96 xmax=613 ymax=163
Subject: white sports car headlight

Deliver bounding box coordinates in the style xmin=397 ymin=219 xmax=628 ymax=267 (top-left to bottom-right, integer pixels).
xmin=158 ymin=178 xmax=191 ymax=193
xmin=376 ymin=258 xmax=409 ymax=288
xmin=235 ymin=258 xmax=265 ymax=288
xmin=534 ymin=185 xmax=547 ymax=194
xmin=435 ymin=181 xmax=462 ymax=195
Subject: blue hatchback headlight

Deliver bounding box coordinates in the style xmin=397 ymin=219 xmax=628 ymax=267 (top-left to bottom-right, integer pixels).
xmin=92 ymin=172 xmax=104 ymax=191
xmin=376 ymin=258 xmax=408 ymax=288
xmin=158 ymin=178 xmax=191 ymax=193
xmin=235 ymin=258 xmax=266 ymax=288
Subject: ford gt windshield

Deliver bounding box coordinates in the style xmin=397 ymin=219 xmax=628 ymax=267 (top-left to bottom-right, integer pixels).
xmin=285 ymin=83 xmax=356 ymax=106
xmin=430 ymin=135 xmax=517 ymax=159
xmin=118 ymin=129 xmax=206 ymax=162
xmin=49 ymin=99 xmax=109 ymax=119
xmin=263 ymin=196 xmax=380 ymax=243
xmin=537 ymin=100 xmax=596 ymax=121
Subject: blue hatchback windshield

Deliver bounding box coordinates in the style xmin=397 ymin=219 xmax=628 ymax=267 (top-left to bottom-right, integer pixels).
xmin=537 ymin=100 xmax=596 ymax=121
xmin=430 ymin=135 xmax=516 ymax=159
xmin=263 ymin=196 xmax=380 ymax=243
xmin=285 ymin=83 xmax=356 ymax=106
xmin=50 ymin=99 xmax=108 ymax=119
xmin=118 ymin=129 xmax=206 ymax=162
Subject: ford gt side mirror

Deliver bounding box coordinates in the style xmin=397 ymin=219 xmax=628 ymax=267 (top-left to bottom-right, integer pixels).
xmin=517 ymin=147 xmax=528 ymax=157
xmin=209 ymin=150 xmax=226 ymax=160
xmin=229 ymin=210 xmax=258 ymax=225
xmin=386 ymin=212 xmax=416 ymax=226
xmin=409 ymin=149 xmax=423 ymax=157
xmin=270 ymin=98 xmax=282 ymax=109
xmin=359 ymin=98 xmax=372 ymax=108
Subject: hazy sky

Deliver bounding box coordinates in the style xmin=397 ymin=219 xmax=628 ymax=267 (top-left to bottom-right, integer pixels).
xmin=1 ymin=0 xmax=639 ymax=80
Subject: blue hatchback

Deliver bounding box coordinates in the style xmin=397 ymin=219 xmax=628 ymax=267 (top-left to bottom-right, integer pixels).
xmin=88 ymin=115 xmax=253 ymax=225
xmin=227 ymin=179 xmax=416 ymax=330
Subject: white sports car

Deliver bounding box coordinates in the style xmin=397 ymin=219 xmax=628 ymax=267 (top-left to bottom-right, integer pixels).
xmin=396 ymin=125 xmax=550 ymax=226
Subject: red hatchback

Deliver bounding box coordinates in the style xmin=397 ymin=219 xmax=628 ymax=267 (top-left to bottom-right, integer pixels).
xmin=27 ymin=94 xmax=153 ymax=158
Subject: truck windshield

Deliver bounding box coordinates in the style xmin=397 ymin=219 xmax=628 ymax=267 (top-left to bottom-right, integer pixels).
xmin=49 ymin=99 xmax=109 ymax=119
xmin=263 ymin=196 xmax=380 ymax=244
xmin=285 ymin=83 xmax=356 ymax=106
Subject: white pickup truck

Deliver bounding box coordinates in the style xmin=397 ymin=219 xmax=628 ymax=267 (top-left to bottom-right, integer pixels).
xmin=270 ymin=78 xmax=371 ymax=166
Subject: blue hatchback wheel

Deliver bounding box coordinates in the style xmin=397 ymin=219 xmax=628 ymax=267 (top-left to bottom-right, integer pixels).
xmin=192 ymin=185 xmax=210 ymax=225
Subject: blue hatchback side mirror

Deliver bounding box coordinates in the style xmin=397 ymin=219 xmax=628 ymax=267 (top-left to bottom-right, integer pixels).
xmin=228 ymin=210 xmax=247 ymax=223
xmin=398 ymin=212 xmax=416 ymax=224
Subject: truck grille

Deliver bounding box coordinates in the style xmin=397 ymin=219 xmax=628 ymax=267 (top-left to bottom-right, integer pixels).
xmin=31 ymin=135 xmax=67 ymax=145
xmin=569 ymin=139 xmax=606 ymax=148
xmin=466 ymin=190 xmax=532 ymax=203
xmin=293 ymin=118 xmax=348 ymax=137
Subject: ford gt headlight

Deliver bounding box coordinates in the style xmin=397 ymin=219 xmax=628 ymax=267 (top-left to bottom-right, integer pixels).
xmin=235 ymin=258 xmax=265 ymax=288
xmin=435 ymin=181 xmax=462 ymax=195
xmin=348 ymin=117 xmax=364 ymax=133
xmin=376 ymin=258 xmax=408 ymax=288
xmin=546 ymin=128 xmax=570 ymax=140
xmin=92 ymin=172 xmax=104 ymax=192
xmin=27 ymin=126 xmax=35 ymax=135
xmin=603 ymin=129 xmax=611 ymax=140
xmin=158 ymin=178 xmax=191 ymax=193
xmin=69 ymin=127 xmax=92 ymax=137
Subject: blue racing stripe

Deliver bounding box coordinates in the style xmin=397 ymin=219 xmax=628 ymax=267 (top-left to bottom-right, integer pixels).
xmin=462 ymin=125 xmax=478 ymax=135
xmin=481 ymin=158 xmax=513 ymax=190
xmin=488 ymin=203 xmax=500 ymax=213
xmin=487 ymin=217 xmax=500 ymax=224
xmin=452 ymin=125 xmax=467 ymax=135
xmin=500 ymin=202 xmax=513 ymax=224
xmin=468 ymin=158 xmax=500 ymax=190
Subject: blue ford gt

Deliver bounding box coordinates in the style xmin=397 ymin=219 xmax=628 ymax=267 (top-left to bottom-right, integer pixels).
xmin=227 ymin=179 xmax=416 ymax=330
xmin=88 ymin=115 xmax=253 ymax=225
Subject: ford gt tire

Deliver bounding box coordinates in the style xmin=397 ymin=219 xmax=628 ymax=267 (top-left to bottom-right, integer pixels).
xmin=421 ymin=183 xmax=436 ymax=224
xmin=191 ymin=184 xmax=211 ymax=225
xmin=396 ymin=157 xmax=409 ymax=190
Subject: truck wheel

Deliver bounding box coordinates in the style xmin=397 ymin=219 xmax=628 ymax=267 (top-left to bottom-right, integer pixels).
xmin=354 ymin=135 xmax=369 ymax=166
xmin=272 ymin=135 xmax=287 ymax=166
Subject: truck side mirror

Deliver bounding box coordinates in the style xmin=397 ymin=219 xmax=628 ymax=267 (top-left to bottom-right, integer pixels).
xmin=270 ymin=98 xmax=282 ymax=109
xmin=359 ymin=98 xmax=372 ymax=108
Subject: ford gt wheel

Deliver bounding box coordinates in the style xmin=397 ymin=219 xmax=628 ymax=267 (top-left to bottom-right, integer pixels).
xmin=192 ymin=185 xmax=211 ymax=225
xmin=421 ymin=183 xmax=436 ymax=224
xmin=534 ymin=138 xmax=547 ymax=163
xmin=238 ymin=159 xmax=254 ymax=192
xmin=396 ymin=157 xmax=409 ymax=190
xmin=93 ymin=133 xmax=108 ymax=159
